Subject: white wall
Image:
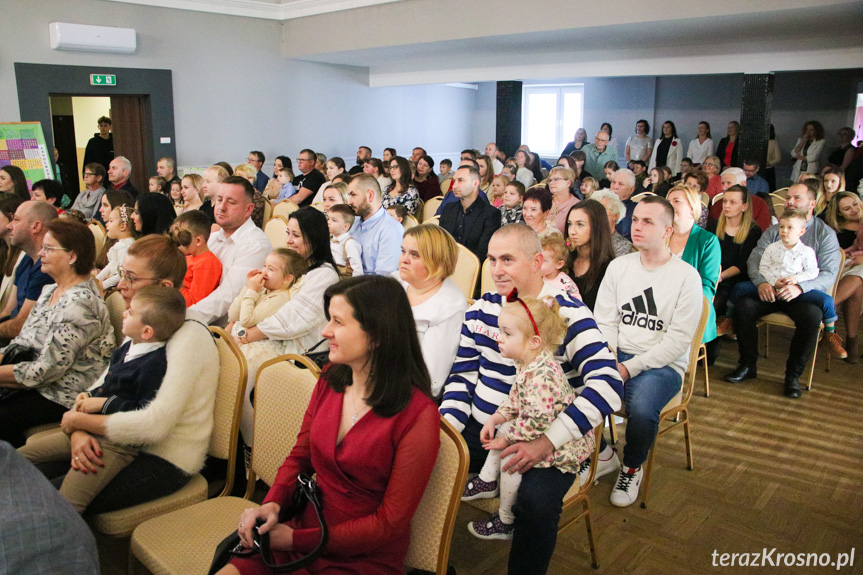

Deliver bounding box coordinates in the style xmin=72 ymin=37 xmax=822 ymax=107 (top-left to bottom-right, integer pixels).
xmin=71 ymin=97 xmax=111 ymax=148
xmin=1 ymin=0 xmax=479 ymax=172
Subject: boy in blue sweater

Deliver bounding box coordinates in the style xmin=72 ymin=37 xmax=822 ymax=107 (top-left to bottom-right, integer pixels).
xmin=19 ymin=285 xmax=186 ymax=512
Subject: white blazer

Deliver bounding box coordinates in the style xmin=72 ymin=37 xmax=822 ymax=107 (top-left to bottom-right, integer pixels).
xmin=648 ymin=137 xmax=683 ymax=175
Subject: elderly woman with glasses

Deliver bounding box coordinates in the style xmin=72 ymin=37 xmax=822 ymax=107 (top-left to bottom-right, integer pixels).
xmin=546 ymin=166 xmax=579 ymax=235
xmin=0 ymin=219 xmax=115 ymax=447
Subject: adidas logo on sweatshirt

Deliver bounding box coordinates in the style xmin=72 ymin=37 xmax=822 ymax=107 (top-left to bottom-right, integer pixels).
xmin=620 ymin=287 xmax=664 ymax=331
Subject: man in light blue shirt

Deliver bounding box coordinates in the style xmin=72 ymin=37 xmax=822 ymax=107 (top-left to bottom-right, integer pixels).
xmin=347 ymin=174 xmax=404 ymax=275
xmin=583 ymin=130 xmax=618 ymax=177
xmin=743 ymin=159 xmax=770 ymax=197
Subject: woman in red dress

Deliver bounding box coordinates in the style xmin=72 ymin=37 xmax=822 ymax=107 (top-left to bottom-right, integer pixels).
xmin=222 ymin=275 xmax=441 ymax=575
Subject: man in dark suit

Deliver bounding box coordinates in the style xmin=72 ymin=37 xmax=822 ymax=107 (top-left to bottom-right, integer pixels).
xmin=439 ymin=165 xmax=501 ymax=262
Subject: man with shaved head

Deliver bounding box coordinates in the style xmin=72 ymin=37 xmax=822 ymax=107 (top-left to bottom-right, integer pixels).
xmin=0 ymin=201 xmax=58 ymax=339
xmin=593 ymin=196 xmax=703 ymax=507
xmin=440 ymin=223 xmax=622 ymax=574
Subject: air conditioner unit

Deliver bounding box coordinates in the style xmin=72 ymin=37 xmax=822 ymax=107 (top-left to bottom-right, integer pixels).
xmin=49 ymin=22 xmax=137 ymax=54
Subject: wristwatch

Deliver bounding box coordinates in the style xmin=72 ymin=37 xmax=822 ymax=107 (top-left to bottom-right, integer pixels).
xmin=236 ymin=328 xmax=247 ymax=339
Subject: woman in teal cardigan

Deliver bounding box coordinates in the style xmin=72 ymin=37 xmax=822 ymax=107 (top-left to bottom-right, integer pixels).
xmin=667 ymin=184 xmax=721 ymax=362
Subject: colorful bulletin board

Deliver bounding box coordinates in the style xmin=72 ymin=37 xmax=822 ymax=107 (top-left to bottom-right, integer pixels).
xmin=0 ymin=122 xmax=54 ymax=187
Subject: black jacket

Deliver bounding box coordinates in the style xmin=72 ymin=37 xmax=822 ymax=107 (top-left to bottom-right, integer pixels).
xmin=439 ymin=195 xmax=501 ymax=262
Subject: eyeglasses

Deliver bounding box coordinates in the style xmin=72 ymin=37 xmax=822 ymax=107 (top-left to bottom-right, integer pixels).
xmin=298 ymin=158 xmax=314 ymax=163
xmin=390 ymin=165 xmax=400 ymax=170
xmin=40 ymin=244 xmax=69 ymax=254
xmin=83 ymin=172 xmax=95 ymax=177
xmin=117 ymin=267 xmax=158 ymax=285
xmin=547 ymin=177 xmax=568 ymax=183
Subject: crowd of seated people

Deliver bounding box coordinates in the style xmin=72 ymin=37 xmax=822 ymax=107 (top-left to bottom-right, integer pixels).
xmin=0 ymin=120 xmax=861 ymax=574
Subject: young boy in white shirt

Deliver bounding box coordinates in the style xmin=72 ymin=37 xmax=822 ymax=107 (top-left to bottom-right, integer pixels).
xmin=724 ymin=209 xmax=843 ymax=356
xmin=327 ymin=204 xmax=363 ymax=278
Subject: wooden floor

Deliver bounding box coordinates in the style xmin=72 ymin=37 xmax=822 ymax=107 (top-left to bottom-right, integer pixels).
xmin=99 ymin=328 xmax=863 ymax=574
xmin=450 ymin=330 xmax=863 ymax=575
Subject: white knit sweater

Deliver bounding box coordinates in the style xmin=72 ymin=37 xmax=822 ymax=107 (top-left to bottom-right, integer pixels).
xmin=103 ymin=320 xmax=220 ymax=474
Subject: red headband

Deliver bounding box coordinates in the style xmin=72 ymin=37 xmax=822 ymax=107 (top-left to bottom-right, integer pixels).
xmin=506 ymin=288 xmax=539 ymax=337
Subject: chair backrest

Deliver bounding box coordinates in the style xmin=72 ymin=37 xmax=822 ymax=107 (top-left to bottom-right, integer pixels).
xmin=769 ymin=192 xmax=786 ymax=205
xmin=439 ymin=179 xmax=452 ymax=194
xmin=773 ymin=203 xmax=785 ymax=219
xmin=480 ymin=258 xmax=493 ymax=296
xmin=680 ymin=296 xmax=711 ymax=406
xmin=208 ymin=327 xmax=249 ymax=497
xmin=414 ymin=198 xmax=425 ymax=219
xmin=700 ymin=192 xmax=710 ymax=207
xmin=423 ymin=196 xmax=444 ymax=222
xmin=264 ymin=215 xmax=289 ymax=249
xmin=426 ymin=216 xmax=440 ymax=226
xmin=273 ymin=200 xmax=299 ymax=220
xmin=451 ymin=244 xmax=480 ymax=302
xmin=311 ymin=202 xmax=326 ymax=212
xmin=262 ymin=198 xmax=273 ymax=224
xmin=404 ymin=418 xmax=469 ymax=575
xmin=104 ymin=289 xmax=126 ymax=346
xmin=246 ymin=354 xmax=319 ymax=496
xmin=403 ymin=215 xmax=419 ymax=230
xmin=632 ymin=192 xmax=656 ymax=203
xmin=773 ymin=187 xmax=790 ymax=199
xmin=88 ymin=220 xmax=106 ymax=253
xmin=830 ymin=251 xmax=846 ymax=298
xmin=712 ymin=192 xmax=724 ymax=205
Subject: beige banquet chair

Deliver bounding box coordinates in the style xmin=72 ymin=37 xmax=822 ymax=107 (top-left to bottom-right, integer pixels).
xmin=263 ymin=215 xmax=289 ymax=249
xmin=452 ymin=244 xmax=480 ymax=302
xmin=608 ymin=296 xmax=710 ymax=508
xmin=128 ymin=355 xmax=321 ymax=574
xmin=91 ymin=327 xmax=246 ymax=539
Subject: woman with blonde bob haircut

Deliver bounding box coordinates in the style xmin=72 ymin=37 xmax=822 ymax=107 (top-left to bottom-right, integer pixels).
xmin=393 ymin=224 xmax=467 ymax=397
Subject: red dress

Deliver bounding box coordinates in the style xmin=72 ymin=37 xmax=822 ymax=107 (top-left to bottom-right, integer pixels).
xmin=231 ymin=379 xmax=440 ymax=575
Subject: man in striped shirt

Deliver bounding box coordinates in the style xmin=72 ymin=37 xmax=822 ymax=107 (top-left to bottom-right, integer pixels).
xmin=440 ymin=224 xmax=623 ymax=575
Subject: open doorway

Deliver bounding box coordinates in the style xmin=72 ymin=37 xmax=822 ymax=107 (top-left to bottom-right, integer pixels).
xmin=15 ymin=63 xmax=176 ymax=198
xmin=49 ymin=95 xmax=153 ymax=197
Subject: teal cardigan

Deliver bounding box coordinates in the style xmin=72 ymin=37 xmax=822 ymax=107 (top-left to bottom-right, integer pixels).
xmin=681 ymin=225 xmax=721 ymax=342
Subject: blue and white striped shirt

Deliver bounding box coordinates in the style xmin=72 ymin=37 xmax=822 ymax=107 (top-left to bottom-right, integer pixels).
xmin=440 ymin=284 xmax=623 ymax=448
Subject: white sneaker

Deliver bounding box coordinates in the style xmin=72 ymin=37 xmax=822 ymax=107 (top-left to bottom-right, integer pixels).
xmin=595 ymin=446 xmax=619 ymax=480
xmin=609 ymin=466 xmax=643 ymax=507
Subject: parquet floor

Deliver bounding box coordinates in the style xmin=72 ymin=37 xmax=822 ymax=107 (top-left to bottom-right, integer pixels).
xmin=450 ymin=329 xmax=863 ymax=574
xmin=99 ymin=329 xmax=862 ymax=574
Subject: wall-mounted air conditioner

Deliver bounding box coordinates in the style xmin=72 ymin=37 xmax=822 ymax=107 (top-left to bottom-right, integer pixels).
xmin=49 ymin=22 xmax=137 ymax=54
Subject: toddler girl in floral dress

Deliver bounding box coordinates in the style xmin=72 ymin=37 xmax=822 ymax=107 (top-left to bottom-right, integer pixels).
xmin=461 ymin=291 xmax=594 ymax=540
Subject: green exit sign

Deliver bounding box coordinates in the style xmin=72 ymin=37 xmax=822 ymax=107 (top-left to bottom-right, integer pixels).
xmin=90 ymin=74 xmax=116 ymax=86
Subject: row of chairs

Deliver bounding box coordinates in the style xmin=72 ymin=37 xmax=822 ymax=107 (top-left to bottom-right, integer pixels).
xmin=84 ymin=329 xmax=470 ymax=575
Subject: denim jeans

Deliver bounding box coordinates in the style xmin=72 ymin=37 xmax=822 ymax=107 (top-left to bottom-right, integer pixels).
xmin=618 ymin=351 xmax=682 ymax=469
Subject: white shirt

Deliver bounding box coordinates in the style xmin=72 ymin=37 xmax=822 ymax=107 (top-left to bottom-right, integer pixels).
xmin=492 ymin=158 xmax=504 ymax=175
xmin=330 ymin=232 xmax=364 ymax=276
xmin=393 ymin=274 xmax=467 ymax=398
xmin=189 ymin=218 xmax=272 ymax=325
xmin=759 ymin=240 xmax=819 ymax=287
xmin=124 ymin=341 xmax=167 ymax=362
xmin=626 ymin=135 xmax=652 ymax=163
xmin=687 ymin=138 xmax=714 ymax=165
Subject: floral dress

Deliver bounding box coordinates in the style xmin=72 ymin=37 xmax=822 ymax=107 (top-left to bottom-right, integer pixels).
xmin=382 ymin=185 xmax=420 ymax=215
xmin=495 ymin=349 xmax=594 ymax=473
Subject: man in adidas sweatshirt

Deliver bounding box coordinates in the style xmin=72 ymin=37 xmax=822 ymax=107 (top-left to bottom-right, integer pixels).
xmin=594 ymin=196 xmax=703 ymax=508
xmin=440 ymin=223 xmax=622 ymax=575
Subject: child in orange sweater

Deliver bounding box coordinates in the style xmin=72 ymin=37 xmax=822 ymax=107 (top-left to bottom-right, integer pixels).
xmin=171 ymin=210 xmax=222 ymax=306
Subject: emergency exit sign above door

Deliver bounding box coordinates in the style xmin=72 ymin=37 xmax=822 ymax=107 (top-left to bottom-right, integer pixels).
xmin=90 ymin=74 xmax=116 ymax=86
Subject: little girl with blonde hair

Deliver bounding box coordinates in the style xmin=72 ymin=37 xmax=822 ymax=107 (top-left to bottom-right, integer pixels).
xmin=96 ymin=205 xmax=136 ymax=289
xmin=462 ymin=291 xmax=594 ymax=540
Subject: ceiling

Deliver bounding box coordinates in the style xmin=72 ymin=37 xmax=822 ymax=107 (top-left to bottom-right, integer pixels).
xmin=104 ymin=0 xmax=407 ymax=20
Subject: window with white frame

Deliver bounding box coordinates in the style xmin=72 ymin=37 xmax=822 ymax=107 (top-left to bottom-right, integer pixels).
xmin=521 ymin=84 xmax=585 ymax=158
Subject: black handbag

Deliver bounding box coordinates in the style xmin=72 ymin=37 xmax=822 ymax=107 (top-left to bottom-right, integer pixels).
xmin=302 ymin=339 xmax=330 ymax=371
xmin=208 ymin=474 xmax=327 ymax=574
xmin=0 ymin=345 xmax=38 ymax=401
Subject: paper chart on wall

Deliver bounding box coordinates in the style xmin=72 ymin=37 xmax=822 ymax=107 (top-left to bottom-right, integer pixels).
xmin=0 ymin=122 xmax=54 ymax=187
